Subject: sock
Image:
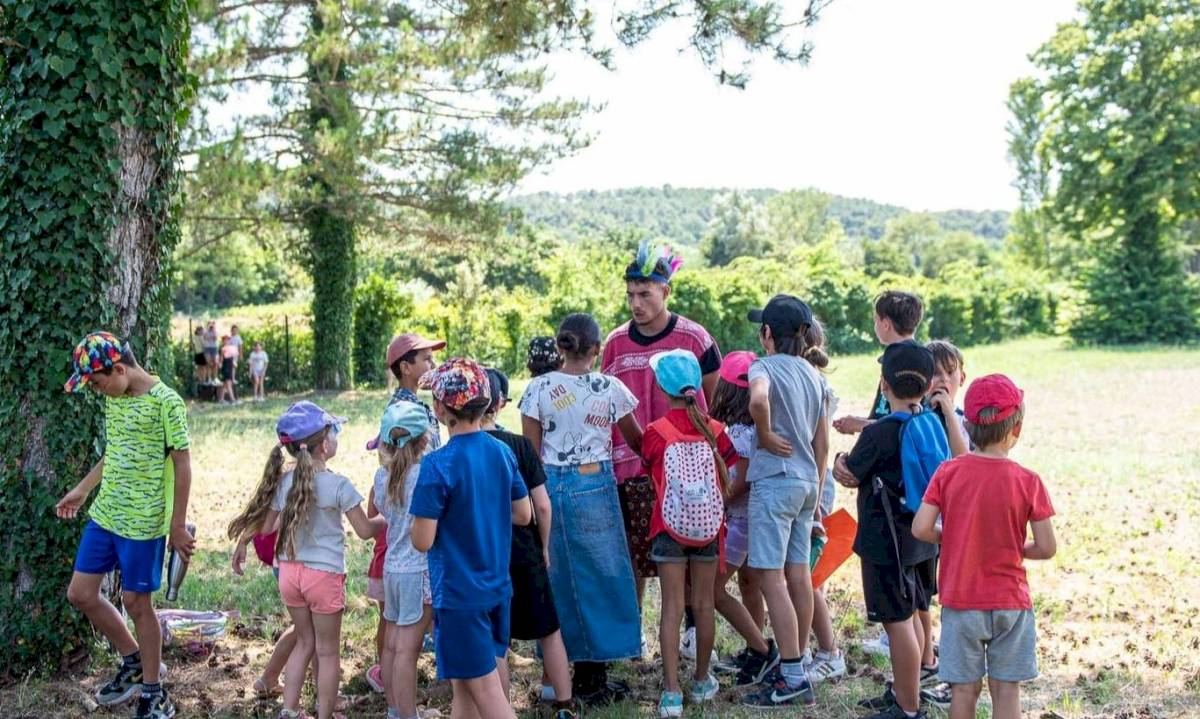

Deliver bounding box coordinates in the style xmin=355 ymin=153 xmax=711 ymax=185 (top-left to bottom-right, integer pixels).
xmin=122 ymin=651 xmax=142 ymax=668
xmin=904 ymin=712 xmax=919 ymax=718
xmin=141 ymin=682 xmax=161 ymax=697
xmin=386 ymin=708 xmax=400 ymax=718
xmin=779 ymin=658 xmax=808 ymax=689
xmin=684 ymin=605 xmax=696 ymax=630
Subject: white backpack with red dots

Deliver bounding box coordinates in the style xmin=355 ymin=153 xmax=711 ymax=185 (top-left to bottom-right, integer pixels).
xmin=656 ymin=419 xmax=726 ymax=546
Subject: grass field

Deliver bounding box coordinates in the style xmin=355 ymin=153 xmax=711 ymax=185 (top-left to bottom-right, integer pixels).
xmin=3 ymin=337 xmax=1199 ymax=718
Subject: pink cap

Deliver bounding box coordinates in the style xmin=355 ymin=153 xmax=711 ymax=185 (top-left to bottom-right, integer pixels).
xmin=386 ymin=333 xmax=446 ymax=367
xmin=964 ymin=374 xmax=1024 ymax=425
xmin=719 ymin=350 xmax=758 ymax=388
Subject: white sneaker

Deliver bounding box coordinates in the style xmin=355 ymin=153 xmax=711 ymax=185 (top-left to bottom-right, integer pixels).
xmin=536 ymin=683 xmax=556 ymax=702
xmin=806 ymin=650 xmax=846 ymax=683
xmin=862 ymin=630 xmax=891 ymax=657
xmin=680 ymin=627 xmax=698 ymax=661
xmin=641 ymin=632 xmax=650 ymax=659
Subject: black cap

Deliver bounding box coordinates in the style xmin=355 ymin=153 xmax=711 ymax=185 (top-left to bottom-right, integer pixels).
xmin=881 ymin=341 xmax=934 ymax=397
xmin=484 ymin=368 xmax=510 ymax=413
xmin=747 ymin=294 xmax=814 ymax=338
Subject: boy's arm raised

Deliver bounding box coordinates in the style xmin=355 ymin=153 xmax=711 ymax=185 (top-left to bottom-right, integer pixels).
xmin=56 ymin=456 xmax=104 ymax=519
xmin=1024 ymin=518 xmax=1056 ymax=560
xmin=169 ymin=449 xmax=196 ymax=560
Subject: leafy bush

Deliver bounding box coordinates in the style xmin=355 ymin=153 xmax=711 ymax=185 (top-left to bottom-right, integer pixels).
xmin=352 ymin=274 xmax=413 ymax=386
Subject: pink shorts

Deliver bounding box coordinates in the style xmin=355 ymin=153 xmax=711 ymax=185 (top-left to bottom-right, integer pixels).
xmin=278 ymin=561 xmax=346 ymax=614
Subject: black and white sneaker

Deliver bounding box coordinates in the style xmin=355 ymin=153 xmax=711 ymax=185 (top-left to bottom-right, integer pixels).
xmin=858 ymin=682 xmax=897 ymax=710
xmin=135 ymin=689 xmax=177 ymax=719
xmin=96 ymin=663 xmax=144 ymax=706
xmin=920 ymin=682 xmax=952 ymax=708
xmin=861 ymin=704 xmax=927 ymax=719
xmin=713 ymin=646 xmax=751 ymax=675
xmin=734 ymin=639 xmax=780 ymax=687
xmin=741 ymin=666 xmax=815 ymax=708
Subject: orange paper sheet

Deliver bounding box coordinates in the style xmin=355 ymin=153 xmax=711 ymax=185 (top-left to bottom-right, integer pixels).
xmin=813 ymin=508 xmax=857 ymax=590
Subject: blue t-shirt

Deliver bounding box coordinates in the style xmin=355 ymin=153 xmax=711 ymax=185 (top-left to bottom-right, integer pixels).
xmin=410 ymin=431 xmax=528 ymax=610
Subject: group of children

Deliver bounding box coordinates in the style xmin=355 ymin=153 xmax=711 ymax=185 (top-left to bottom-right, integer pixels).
xmin=191 ymin=321 xmax=270 ymax=403
xmin=56 ymin=245 xmax=1056 ymax=719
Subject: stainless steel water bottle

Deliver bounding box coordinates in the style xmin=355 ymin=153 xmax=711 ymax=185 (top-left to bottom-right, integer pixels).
xmin=164 ymin=522 xmax=196 ymax=602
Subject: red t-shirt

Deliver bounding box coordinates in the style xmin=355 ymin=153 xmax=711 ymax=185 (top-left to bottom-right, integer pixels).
xmin=922 ymin=454 xmax=1055 ymax=610
xmin=602 ymin=314 xmax=720 ymax=483
xmin=368 ymin=527 xmax=387 ymax=579
xmin=642 ymin=409 xmax=738 ymax=541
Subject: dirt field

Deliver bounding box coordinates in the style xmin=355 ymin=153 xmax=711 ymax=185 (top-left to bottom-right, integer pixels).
xmin=4 ymin=338 xmax=1198 ymax=718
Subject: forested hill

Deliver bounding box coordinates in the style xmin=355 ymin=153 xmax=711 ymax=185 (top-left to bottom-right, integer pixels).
xmin=507 ymin=186 xmax=1009 ymax=245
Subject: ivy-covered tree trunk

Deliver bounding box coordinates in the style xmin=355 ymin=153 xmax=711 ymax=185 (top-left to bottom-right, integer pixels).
xmin=0 ymin=0 xmax=189 ymax=672
xmin=303 ymin=3 xmax=358 ymax=390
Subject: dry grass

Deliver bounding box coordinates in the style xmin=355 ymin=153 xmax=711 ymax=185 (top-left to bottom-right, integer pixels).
xmin=4 ymin=337 xmax=1199 ymax=718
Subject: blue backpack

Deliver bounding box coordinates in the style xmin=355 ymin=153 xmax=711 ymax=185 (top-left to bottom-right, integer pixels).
xmin=880 ymin=410 xmax=950 ymax=513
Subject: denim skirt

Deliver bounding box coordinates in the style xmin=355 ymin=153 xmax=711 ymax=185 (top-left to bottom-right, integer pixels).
xmin=544 ymin=461 xmax=641 ymax=662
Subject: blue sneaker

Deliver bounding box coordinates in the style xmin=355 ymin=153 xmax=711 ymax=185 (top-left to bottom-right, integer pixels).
xmin=741 ymin=666 xmax=815 ymax=707
xmin=421 ymin=632 xmax=435 ymax=653
xmin=658 ymin=690 xmax=684 ymax=718
xmin=690 ymin=673 xmax=719 ymax=704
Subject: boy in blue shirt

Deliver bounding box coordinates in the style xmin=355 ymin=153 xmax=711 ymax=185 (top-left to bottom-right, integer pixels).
xmin=410 ymin=358 xmax=533 ymax=719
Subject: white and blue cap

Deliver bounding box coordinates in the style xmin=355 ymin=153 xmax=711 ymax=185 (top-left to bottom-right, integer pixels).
xmin=649 ymin=349 xmax=702 ymax=399
xmin=276 ymin=400 xmax=346 ymax=445
xmin=366 ymin=400 xmax=430 ymax=450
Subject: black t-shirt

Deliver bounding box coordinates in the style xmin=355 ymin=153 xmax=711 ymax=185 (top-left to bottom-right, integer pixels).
xmin=844 ymin=419 xmax=938 ymax=566
xmin=628 ymin=313 xmax=722 ymax=375
xmin=486 ymin=429 xmax=546 ymax=567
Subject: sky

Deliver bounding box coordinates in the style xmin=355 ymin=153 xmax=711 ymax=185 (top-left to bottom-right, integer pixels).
xmin=513 ymin=0 xmax=1080 ymax=212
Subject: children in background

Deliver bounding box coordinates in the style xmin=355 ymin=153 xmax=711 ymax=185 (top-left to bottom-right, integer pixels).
xmin=801 ymin=319 xmax=847 ymax=684
xmin=913 ymin=375 xmax=1056 ymax=719
xmin=248 ymin=342 xmax=269 ymax=402
xmin=520 ymin=313 xmax=644 ymax=706
xmin=641 ymin=350 xmax=739 ymax=717
xmin=57 ymin=332 xmax=194 ymax=719
xmin=834 ymin=343 xmax=942 ymax=719
xmin=708 ymin=351 xmax=780 ymax=687
xmin=371 ymin=402 xmax=435 ymax=719
xmin=740 ymin=296 xmax=828 ymax=708
xmin=192 ymin=326 xmax=207 ymax=383
xmin=527 ymin=336 xmax=565 ymax=377
xmin=203 ymin=320 xmax=220 ymax=384
xmin=410 ymin=358 xmax=532 ymax=719
xmin=483 ymin=368 xmax=578 ymax=719
xmin=833 ymin=290 xmax=924 ymax=435
xmin=926 ymin=340 xmax=969 ymax=458
xmin=260 ymin=401 xmax=386 ymax=719
xmin=219 ymin=336 xmax=238 ymax=404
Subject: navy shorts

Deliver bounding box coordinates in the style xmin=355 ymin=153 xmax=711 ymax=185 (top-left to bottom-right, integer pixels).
xmin=74 ymin=520 xmax=166 ymax=594
xmin=433 ymin=600 xmax=511 ymax=680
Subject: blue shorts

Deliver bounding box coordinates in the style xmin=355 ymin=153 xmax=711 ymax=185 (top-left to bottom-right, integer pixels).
xmin=74 ymin=520 xmax=166 ymax=594
xmin=433 ymin=600 xmax=510 ymax=680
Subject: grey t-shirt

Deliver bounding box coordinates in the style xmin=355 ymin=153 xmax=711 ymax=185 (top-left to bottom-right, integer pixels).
xmin=271 ymin=468 xmax=364 ymax=574
xmin=372 ymin=466 xmax=427 ymax=573
xmin=747 ymin=354 xmax=825 ymax=483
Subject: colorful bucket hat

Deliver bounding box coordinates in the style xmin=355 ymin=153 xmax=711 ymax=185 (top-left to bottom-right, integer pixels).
xmin=368 ymin=400 xmax=431 ymax=450
xmin=65 ymin=331 xmax=128 ymax=393
xmin=650 ymin=349 xmax=702 ymax=399
xmin=276 ymin=401 xmax=347 ymax=445
xmin=419 ymin=357 xmax=490 ymax=411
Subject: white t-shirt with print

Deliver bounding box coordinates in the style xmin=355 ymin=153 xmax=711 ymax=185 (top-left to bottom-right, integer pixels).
xmin=249 ymin=350 xmax=269 ymax=375
xmin=726 ymin=423 xmax=755 ymax=519
xmin=518 ymin=371 xmax=638 ymax=467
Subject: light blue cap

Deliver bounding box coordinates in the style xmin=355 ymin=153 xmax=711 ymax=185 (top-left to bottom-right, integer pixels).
xmin=649 ymin=349 xmax=702 ymax=398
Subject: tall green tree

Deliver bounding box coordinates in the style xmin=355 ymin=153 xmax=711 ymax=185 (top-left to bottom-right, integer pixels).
xmin=1011 ymin=0 xmax=1200 ymax=342
xmin=0 ymin=0 xmax=190 ymax=671
xmin=764 ymin=188 xmax=841 ymax=250
xmin=702 ymin=190 xmax=771 ymax=266
xmin=189 ymin=0 xmax=833 ymax=388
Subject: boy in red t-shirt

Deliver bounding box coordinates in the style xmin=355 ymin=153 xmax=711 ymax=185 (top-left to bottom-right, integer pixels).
xmin=913 ymin=374 xmax=1057 ymax=719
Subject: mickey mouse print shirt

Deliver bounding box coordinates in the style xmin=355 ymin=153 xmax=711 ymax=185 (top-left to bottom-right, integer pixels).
xmin=518 ymin=370 xmax=638 ymax=467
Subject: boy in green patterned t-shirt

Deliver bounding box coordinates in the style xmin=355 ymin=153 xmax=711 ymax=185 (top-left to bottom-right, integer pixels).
xmin=56 ymin=332 xmax=193 ymax=719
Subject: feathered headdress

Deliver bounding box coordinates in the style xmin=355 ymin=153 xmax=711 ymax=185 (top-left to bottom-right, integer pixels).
xmin=625 ymin=240 xmax=682 ymax=284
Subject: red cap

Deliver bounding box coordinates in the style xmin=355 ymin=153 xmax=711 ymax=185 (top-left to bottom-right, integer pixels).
xmin=719 ymin=350 xmax=758 ymax=389
xmin=964 ymin=374 xmax=1024 ymax=425
xmin=386 ymin=333 xmax=446 ymax=367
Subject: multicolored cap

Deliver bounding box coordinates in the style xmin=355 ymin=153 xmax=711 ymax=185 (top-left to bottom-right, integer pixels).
xmin=368 ymin=401 xmax=431 ymax=450
xmin=65 ymin=331 xmax=129 ymax=393
xmin=276 ymin=401 xmax=347 ymax=445
xmin=419 ymin=357 xmax=490 ymax=411
xmin=650 ymin=349 xmax=702 ymax=399
xmin=625 ymin=240 xmax=682 ymax=284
